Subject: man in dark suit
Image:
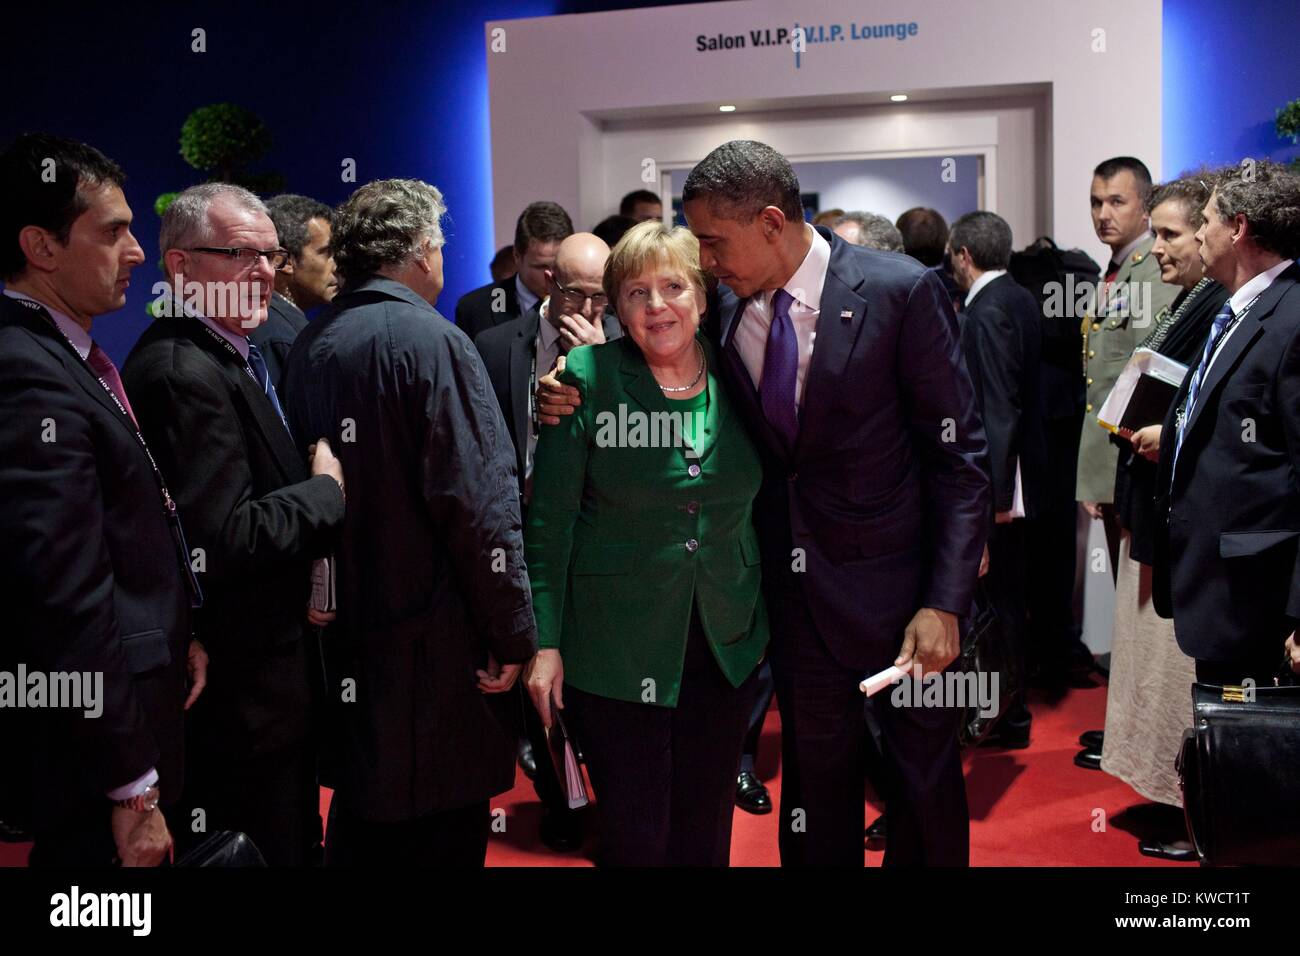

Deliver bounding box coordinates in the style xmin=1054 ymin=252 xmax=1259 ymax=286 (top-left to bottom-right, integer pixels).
xmin=473 ymin=231 xmax=618 ymax=852
xmin=950 ymin=211 xmax=1048 ymax=747
xmin=475 ymin=232 xmax=621 ymax=500
xmin=0 ymin=134 xmax=202 ymax=866
xmin=248 ymin=194 xmax=338 ymax=392
xmin=122 ymin=183 xmax=346 ymax=866
xmin=283 ymin=178 xmax=538 ymax=866
xmin=455 ymin=200 xmax=573 ymax=341
xmin=683 ymin=142 xmax=989 ymax=866
xmin=1155 ymin=161 xmax=1300 ymax=685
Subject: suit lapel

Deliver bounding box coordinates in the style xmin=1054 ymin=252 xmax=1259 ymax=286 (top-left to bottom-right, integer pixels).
xmin=794 ymin=236 xmax=869 ymax=462
xmin=5 ymin=298 xmax=144 ymax=441
xmin=508 ymin=311 xmax=539 ymax=458
xmin=270 ymin=294 xmax=308 ymax=335
xmin=617 ymin=336 xmax=722 ymax=468
xmin=175 ymin=319 xmax=303 ymax=483
xmin=1180 ymin=275 xmax=1292 ymax=443
xmin=718 ymin=292 xmax=788 ymax=464
xmin=697 ymin=337 xmax=729 ymax=465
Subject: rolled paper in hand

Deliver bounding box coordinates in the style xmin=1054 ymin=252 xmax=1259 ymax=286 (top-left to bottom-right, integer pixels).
xmin=859 ymin=665 xmax=909 ymax=697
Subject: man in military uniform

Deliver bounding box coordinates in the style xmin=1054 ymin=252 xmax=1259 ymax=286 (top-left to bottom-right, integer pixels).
xmin=1078 ymin=157 xmax=1178 ymax=578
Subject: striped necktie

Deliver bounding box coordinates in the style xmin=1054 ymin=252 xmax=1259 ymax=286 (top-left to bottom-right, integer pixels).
xmin=247 ymin=342 xmax=289 ymax=431
xmin=1173 ymin=301 xmax=1235 ymax=465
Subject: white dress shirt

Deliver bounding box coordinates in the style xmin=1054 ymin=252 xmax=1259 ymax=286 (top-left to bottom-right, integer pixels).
xmin=515 ymin=273 xmax=540 ymax=315
xmin=1203 ymin=258 xmax=1295 ymax=380
xmin=964 ymin=269 xmax=1007 ymax=309
xmin=194 ymin=312 xmax=251 ymax=361
xmin=733 ymin=226 xmax=830 ymax=408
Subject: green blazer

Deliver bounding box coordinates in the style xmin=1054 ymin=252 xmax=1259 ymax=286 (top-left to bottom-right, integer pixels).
xmin=525 ymin=333 xmax=768 ymax=708
xmin=1076 ymin=235 xmax=1179 ymax=502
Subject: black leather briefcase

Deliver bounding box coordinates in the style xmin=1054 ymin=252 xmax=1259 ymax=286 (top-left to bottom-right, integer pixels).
xmin=957 ymin=581 xmax=1017 ymax=747
xmin=174 ymin=831 xmax=267 ymax=867
xmin=1177 ymin=681 xmax=1300 ymax=866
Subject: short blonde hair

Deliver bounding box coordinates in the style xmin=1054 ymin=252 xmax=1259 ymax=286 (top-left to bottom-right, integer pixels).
xmin=603 ymin=220 xmax=707 ymax=307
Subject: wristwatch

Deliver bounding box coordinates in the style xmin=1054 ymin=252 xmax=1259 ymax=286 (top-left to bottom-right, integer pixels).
xmin=114 ymin=784 xmax=161 ymax=813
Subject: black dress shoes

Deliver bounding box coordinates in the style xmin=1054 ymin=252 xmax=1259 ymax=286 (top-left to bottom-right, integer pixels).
xmin=1073 ymin=748 xmax=1102 ymax=770
xmin=979 ymin=724 xmax=1031 ymax=749
xmin=539 ymin=808 xmax=583 ymax=852
xmin=0 ymin=818 xmax=30 ymax=843
xmin=517 ymin=737 xmax=538 ymax=781
xmin=735 ymin=771 xmax=772 ymax=815
xmin=864 ymin=814 xmax=886 ymax=848
xmin=1078 ymin=729 xmax=1104 ymax=750
xmin=1138 ymin=839 xmax=1198 ymax=862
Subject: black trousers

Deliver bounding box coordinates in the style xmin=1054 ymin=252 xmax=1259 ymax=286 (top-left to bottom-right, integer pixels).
xmin=1026 ymin=413 xmax=1085 ymax=675
xmin=176 ymin=737 xmax=321 ymax=867
xmin=1098 ymin=502 xmax=1122 ymax=585
xmin=987 ymin=520 xmax=1031 ymax=731
xmin=740 ymin=659 xmax=775 ymax=773
xmin=562 ymin=613 xmax=759 ymax=866
xmin=768 ymin=570 xmax=969 ymax=867
xmin=324 ymin=798 xmax=490 ymax=867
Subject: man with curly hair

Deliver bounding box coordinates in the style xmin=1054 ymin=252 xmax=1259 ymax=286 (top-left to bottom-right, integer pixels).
xmin=281 ymin=179 xmax=539 ymax=866
xmin=1154 ymin=160 xmax=1300 ymax=685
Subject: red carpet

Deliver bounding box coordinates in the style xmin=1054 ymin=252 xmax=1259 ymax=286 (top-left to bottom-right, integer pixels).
xmin=480 ymin=677 xmax=1185 ymax=867
xmin=0 ymin=676 xmax=1186 ymax=867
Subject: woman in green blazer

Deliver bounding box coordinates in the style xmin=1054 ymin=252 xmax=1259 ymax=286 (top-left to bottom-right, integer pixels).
xmin=525 ymin=221 xmax=768 ymax=866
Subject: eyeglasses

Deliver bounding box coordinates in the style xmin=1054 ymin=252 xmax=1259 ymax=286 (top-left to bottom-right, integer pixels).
xmin=187 ymin=247 xmax=290 ymax=271
xmin=553 ymin=281 xmax=608 ymax=311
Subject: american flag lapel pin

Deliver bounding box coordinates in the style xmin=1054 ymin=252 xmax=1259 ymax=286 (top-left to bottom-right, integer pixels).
xmin=840 ymin=309 xmax=853 ymax=320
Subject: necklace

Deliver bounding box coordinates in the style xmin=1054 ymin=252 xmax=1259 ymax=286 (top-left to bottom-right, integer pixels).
xmin=657 ymin=340 xmax=706 ymax=392
xmin=1140 ymin=277 xmax=1212 ymax=351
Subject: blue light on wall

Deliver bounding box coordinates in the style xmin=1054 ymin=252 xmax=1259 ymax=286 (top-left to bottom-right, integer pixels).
xmin=1162 ymin=0 xmax=1300 ymax=178
xmin=3 ymin=0 xmax=1297 ymax=365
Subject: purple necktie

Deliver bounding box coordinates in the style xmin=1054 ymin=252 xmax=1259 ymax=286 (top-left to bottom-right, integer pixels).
xmin=759 ymin=288 xmax=799 ymax=451
xmin=88 ymin=342 xmax=138 ymax=427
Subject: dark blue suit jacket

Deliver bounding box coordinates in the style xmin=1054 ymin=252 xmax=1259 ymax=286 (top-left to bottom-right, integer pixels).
xmin=715 ymin=227 xmax=990 ymax=671
xmin=1154 ymin=262 xmax=1300 ymax=665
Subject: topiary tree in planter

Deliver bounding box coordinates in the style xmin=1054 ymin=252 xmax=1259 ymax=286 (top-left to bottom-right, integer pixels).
xmin=1276 ymin=97 xmax=1300 ymax=173
xmin=155 ymin=103 xmax=286 ymax=216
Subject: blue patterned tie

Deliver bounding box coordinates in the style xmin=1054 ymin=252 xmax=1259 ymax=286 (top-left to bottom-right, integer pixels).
xmin=1174 ymin=302 xmax=1235 ymax=465
xmin=759 ymin=288 xmax=799 ymax=452
xmin=247 ymin=342 xmax=289 ymax=432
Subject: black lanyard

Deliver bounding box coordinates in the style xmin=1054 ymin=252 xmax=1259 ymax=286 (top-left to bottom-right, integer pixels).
xmin=27 ymin=301 xmax=204 ymax=608
xmin=196 ymin=321 xmax=260 ymax=385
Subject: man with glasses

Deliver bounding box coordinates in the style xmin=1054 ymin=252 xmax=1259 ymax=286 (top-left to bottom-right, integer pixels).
xmin=121 ymin=183 xmax=346 ymax=866
xmin=473 ymin=231 xmax=620 ymax=852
